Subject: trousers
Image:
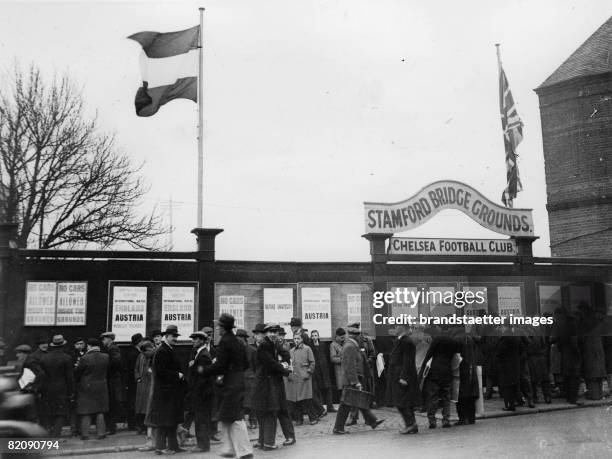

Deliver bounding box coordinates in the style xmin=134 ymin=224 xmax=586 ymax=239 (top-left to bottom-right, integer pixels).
xmin=155 ymin=425 xmax=179 ymax=451
xmin=257 ymin=411 xmax=278 ymax=447
xmin=333 ymin=402 xmax=376 ymax=431
xmin=219 ymin=420 xmax=252 ymax=458
xmin=80 ymin=413 xmax=106 ymax=438
xmin=423 ymin=379 xmax=451 ymax=423
xmin=194 ymin=409 xmax=211 ymax=451
xmin=397 ymin=406 xmax=416 ymax=427
xmin=456 ymin=397 xmax=476 ymax=422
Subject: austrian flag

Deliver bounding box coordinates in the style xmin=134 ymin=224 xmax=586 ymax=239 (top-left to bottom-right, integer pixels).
xmin=128 ymin=25 xmax=199 ymax=116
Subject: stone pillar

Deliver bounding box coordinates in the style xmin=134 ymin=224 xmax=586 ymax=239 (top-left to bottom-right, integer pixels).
xmin=191 ymin=228 xmax=224 ymax=329
xmin=512 ymin=236 xmax=538 ymax=316
xmin=362 ymin=233 xmax=391 ymax=337
xmin=0 ymin=223 xmax=18 ymax=341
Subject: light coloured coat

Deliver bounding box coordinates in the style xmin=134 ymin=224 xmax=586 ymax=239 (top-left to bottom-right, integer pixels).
xmin=286 ymin=344 xmax=315 ymax=402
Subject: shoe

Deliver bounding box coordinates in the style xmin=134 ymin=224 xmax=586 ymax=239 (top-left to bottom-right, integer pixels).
xmin=309 ymin=419 xmax=319 ymax=425
xmin=333 ymin=429 xmax=349 ymax=435
xmin=400 ymin=424 xmax=418 ymax=434
xmin=252 ymin=442 xmax=261 ymax=449
xmin=154 ymin=451 xmax=164 ymax=456
xmin=138 ymin=446 xmax=155 ymax=452
xmin=218 ymin=454 xmax=234 ymax=458
xmin=97 ymin=435 xmax=106 ymax=440
xmin=189 ymin=447 xmax=210 ymax=453
xmin=172 ymin=448 xmax=187 ymax=453
xmin=263 ymin=445 xmax=278 ymax=451
xmin=295 ymin=420 xmax=304 ymax=426
xmin=283 ymin=438 xmax=296 ymax=446
xmin=370 ymin=419 xmax=384 ymax=430
xmin=528 ymin=403 xmax=535 ymax=408
xmin=327 ymin=405 xmax=337 ymax=413
xmin=345 ymin=418 xmax=357 ymax=426
xmin=428 ymin=422 xmax=436 ymax=429
xmin=442 ymin=420 xmax=451 ymax=428
xmin=569 ymin=401 xmax=584 ymax=406
xmin=467 ymin=419 xmax=476 ymax=425
xmin=544 ymin=395 xmax=552 ymax=404
xmin=162 ymin=449 xmax=176 ymax=455
xmin=239 ymin=455 xmax=254 ymax=459
xmin=80 ymin=436 xmax=89 ymax=441
xmin=454 ymin=420 xmax=466 ymax=426
xmin=502 ymin=407 xmax=516 ymax=412
xmin=318 ymin=407 xmax=328 ymax=419
xmin=210 ymin=435 xmax=222 ymax=444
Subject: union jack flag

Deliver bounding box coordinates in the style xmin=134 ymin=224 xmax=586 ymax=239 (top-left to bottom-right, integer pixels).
xmin=499 ymin=66 xmax=523 ymax=208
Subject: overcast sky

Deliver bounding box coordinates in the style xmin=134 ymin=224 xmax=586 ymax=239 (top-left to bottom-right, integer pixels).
xmin=1 ymin=0 xmax=611 ymax=260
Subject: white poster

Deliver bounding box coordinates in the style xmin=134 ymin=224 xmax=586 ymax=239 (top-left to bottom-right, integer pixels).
xmin=301 ymin=287 xmax=332 ymax=339
xmin=462 ymin=286 xmax=488 ymax=316
xmin=347 ymin=293 xmax=362 ymax=325
xmin=498 ymin=286 xmax=522 ymax=317
xmin=56 ymin=282 xmax=87 ymax=326
xmin=24 ymin=282 xmax=56 ymax=326
xmin=263 ymin=288 xmax=294 ymax=326
xmin=111 ymin=286 xmax=147 ymax=341
xmin=539 ymin=285 xmax=562 ymax=316
xmin=162 ymin=286 xmax=195 ymax=337
xmin=219 ymin=295 xmax=245 ymax=329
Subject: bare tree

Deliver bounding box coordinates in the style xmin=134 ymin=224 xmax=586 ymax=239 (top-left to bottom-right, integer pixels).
xmin=0 ymin=65 xmax=167 ymax=249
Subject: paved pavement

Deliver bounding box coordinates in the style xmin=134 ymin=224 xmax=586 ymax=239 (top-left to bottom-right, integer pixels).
xmin=43 ymin=393 xmax=612 ymax=457
xmin=49 ymin=405 xmax=612 ymax=459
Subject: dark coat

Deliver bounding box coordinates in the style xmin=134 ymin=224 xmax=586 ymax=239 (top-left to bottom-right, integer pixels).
xmin=75 ymin=348 xmax=109 ymax=415
xmin=103 ymin=343 xmax=125 ymax=404
xmin=340 ymin=337 xmax=365 ymax=387
xmin=553 ymin=314 xmax=582 ymax=377
xmin=39 ymin=347 xmax=75 ymax=416
xmin=419 ymin=334 xmax=460 ymax=383
xmin=148 ymin=342 xmax=186 ymax=427
xmin=495 ymin=335 xmax=521 ymax=386
xmin=134 ymin=351 xmax=153 ymax=415
xmin=311 ymin=341 xmax=332 ymax=389
xmin=330 ymin=341 xmax=344 ymax=390
xmin=457 ymin=335 xmax=480 ymax=399
xmin=385 ymin=335 xmax=420 ymax=408
xmin=526 ymin=335 xmax=549 ymax=383
xmin=252 ymin=337 xmax=288 ymax=413
xmin=201 ymin=331 xmax=248 ymax=422
xmin=578 ymin=315 xmax=607 ymax=380
xmin=243 ymin=343 xmax=257 ymax=409
xmin=122 ymin=345 xmax=140 ymax=403
xmin=188 ymin=347 xmax=214 ymax=414
xmin=603 ymin=336 xmax=612 ymax=375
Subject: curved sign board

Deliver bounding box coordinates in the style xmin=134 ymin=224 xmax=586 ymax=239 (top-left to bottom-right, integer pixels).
xmin=364 ymin=180 xmax=534 ymax=237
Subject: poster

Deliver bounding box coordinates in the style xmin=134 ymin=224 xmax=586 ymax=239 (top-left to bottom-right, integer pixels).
xmin=219 ymin=295 xmax=245 ymax=329
xmin=111 ymin=286 xmax=147 ymax=341
xmin=301 ymin=287 xmax=332 ymax=338
xmin=24 ymin=282 xmax=56 ymax=326
xmin=263 ymin=288 xmax=294 ymax=326
xmin=498 ymin=286 xmax=523 ymax=317
xmin=161 ymin=286 xmax=195 ymax=337
xmin=428 ymin=286 xmax=456 ymax=318
xmin=56 ymin=282 xmax=87 ymax=325
xmin=462 ymin=286 xmax=488 ymax=316
xmin=347 ymin=293 xmax=362 ymax=325
xmin=539 ymin=285 xmax=562 ymax=316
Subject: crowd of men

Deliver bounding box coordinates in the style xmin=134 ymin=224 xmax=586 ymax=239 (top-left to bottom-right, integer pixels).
xmin=2 ymin=300 xmax=612 ymax=455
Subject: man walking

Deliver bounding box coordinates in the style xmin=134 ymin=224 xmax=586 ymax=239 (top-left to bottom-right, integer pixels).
xmin=333 ymin=324 xmax=384 ymax=434
xmin=100 ymin=332 xmax=125 ymax=434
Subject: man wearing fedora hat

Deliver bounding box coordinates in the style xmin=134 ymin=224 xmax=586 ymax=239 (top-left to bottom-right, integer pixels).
xmin=200 ymin=314 xmax=252 ymax=459
xmin=39 ymin=334 xmax=75 ymax=437
xmin=290 ymin=317 xmax=312 ymax=348
xmin=100 ymin=331 xmax=125 ymax=435
xmin=236 ymin=329 xmax=257 ymax=430
xmin=148 ymin=325 xmax=187 ymax=454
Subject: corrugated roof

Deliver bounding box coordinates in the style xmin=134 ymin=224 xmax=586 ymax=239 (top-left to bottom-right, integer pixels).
xmin=538 ymin=16 xmax=612 ymax=89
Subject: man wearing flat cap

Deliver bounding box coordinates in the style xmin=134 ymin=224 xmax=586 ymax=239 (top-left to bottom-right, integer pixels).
xmin=100 ymin=331 xmax=124 ymax=435
xmin=39 ymin=334 xmax=75 ymax=437
xmin=148 ymin=325 xmax=187 ymax=454
xmin=290 ymin=317 xmax=312 ymax=348
xmin=200 ymin=314 xmax=252 ymax=458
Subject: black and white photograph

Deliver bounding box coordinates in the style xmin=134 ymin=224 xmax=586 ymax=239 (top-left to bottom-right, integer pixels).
xmin=0 ymin=0 xmax=611 ymax=458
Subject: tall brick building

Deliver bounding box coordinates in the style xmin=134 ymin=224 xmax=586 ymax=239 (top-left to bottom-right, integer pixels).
xmin=535 ymin=17 xmax=612 ymax=258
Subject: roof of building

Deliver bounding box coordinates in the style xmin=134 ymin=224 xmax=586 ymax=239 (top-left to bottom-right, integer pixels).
xmin=538 ymin=16 xmax=612 ymax=89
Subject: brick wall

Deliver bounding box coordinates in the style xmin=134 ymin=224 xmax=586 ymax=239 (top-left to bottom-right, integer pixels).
xmin=536 ymin=73 xmax=612 ymax=257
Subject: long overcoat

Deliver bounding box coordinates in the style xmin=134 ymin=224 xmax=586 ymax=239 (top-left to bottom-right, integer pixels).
xmin=603 ymin=336 xmax=612 ymax=375
xmin=39 ymin=347 xmax=74 ymax=417
xmin=202 ymin=331 xmax=248 ymax=422
xmin=526 ymin=335 xmax=549 ymax=383
xmin=252 ymin=337 xmax=288 ymax=413
xmin=457 ymin=335 xmax=480 ymax=399
xmin=148 ymin=342 xmax=186 ymax=427
xmin=311 ymin=341 xmax=332 ymax=390
xmin=75 ymin=348 xmax=109 ymax=415
xmin=286 ymin=344 xmax=315 ymax=402
xmin=189 ymin=347 xmax=214 ymax=415
xmin=134 ymin=350 xmax=154 ymax=415
xmin=578 ymin=316 xmax=607 ymax=380
xmin=495 ymin=335 xmax=521 ymax=387
xmin=385 ymin=335 xmax=420 ymax=408
xmin=243 ymin=343 xmax=257 ymax=409
xmin=329 ymin=341 xmax=344 ymax=390
xmin=340 ymin=337 xmax=366 ymax=387
xmin=419 ymin=334 xmax=460 ymax=383
xmin=103 ymin=342 xmax=125 ymax=421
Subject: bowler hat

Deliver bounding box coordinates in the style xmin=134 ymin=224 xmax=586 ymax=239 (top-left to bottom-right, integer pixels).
xmin=50 ymin=334 xmax=67 ymax=347
xmin=236 ymin=329 xmax=248 ymax=338
xmin=201 ymin=326 xmax=214 ymax=334
xmin=189 ymin=331 xmax=207 ymax=340
xmin=100 ymin=332 xmax=116 ymax=340
xmin=131 ymin=333 xmax=143 ymax=346
xmin=264 ymin=323 xmax=280 ymax=332
xmin=150 ymin=329 xmax=162 ymax=338
xmin=252 ymin=323 xmax=266 ymax=334
xmin=14 ymin=344 xmax=32 ymax=353
xmin=217 ymin=313 xmax=235 ymax=330
xmin=163 ymin=325 xmax=181 ymax=336
xmin=289 ymin=317 xmax=302 ymax=327
xmin=278 ymin=327 xmax=287 ymax=336
xmin=87 ymin=338 xmax=101 ymax=347
xmin=346 ymin=323 xmax=360 ymax=334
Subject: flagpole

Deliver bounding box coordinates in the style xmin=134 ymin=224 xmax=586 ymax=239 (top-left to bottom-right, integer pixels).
xmin=197 ymin=7 xmax=205 ymax=227
xmin=495 ymin=43 xmax=502 ymax=72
